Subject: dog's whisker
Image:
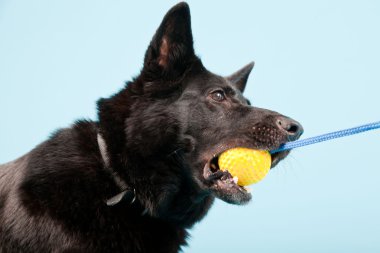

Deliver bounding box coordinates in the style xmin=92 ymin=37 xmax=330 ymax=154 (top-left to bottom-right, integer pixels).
xmin=167 ymin=147 xmax=185 ymax=158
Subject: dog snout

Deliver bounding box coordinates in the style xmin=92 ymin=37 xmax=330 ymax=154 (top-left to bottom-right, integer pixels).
xmin=275 ymin=116 xmax=303 ymax=141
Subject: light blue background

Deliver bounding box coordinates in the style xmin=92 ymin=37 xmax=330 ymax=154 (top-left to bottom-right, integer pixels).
xmin=1 ymin=1 xmax=379 ymax=252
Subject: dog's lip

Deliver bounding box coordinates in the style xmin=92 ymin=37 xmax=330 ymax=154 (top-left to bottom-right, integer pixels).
xmin=270 ymin=150 xmax=290 ymax=168
xmin=202 ymin=159 xmax=251 ymax=192
xmin=203 ymin=159 xmax=241 ymax=184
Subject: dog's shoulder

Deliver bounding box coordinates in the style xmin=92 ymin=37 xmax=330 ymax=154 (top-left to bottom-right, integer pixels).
xmin=0 ymin=121 xmax=104 ymax=251
xmin=1 ymin=119 xmax=189 ymax=252
xmin=19 ymin=120 xmax=108 ymax=215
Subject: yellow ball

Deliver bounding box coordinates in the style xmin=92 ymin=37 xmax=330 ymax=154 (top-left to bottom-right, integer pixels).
xmin=218 ymin=148 xmax=271 ymax=186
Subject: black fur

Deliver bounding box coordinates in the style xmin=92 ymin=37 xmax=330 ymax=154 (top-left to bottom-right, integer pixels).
xmin=0 ymin=2 xmax=303 ymax=252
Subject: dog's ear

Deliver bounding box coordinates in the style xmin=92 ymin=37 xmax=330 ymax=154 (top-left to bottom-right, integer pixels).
xmin=226 ymin=62 xmax=255 ymax=93
xmin=142 ymin=2 xmax=195 ymax=80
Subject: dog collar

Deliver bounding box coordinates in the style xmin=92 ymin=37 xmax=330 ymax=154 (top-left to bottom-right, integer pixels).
xmin=97 ymin=133 xmax=135 ymax=206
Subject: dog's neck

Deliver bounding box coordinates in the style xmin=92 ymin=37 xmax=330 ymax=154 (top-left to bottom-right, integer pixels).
xmin=97 ymin=131 xmax=213 ymax=226
xmin=97 ymin=132 xmax=138 ymax=207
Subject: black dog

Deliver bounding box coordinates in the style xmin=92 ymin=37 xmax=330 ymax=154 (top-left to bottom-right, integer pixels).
xmin=0 ymin=2 xmax=303 ymax=252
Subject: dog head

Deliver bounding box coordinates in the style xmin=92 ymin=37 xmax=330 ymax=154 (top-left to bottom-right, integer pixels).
xmin=97 ymin=2 xmax=303 ymax=225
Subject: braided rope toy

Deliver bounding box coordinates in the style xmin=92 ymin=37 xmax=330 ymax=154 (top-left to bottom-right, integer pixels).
xmin=218 ymin=121 xmax=380 ymax=186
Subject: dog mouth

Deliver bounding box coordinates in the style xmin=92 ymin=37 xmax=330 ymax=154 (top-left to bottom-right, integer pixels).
xmin=201 ymin=147 xmax=290 ymax=205
xmin=203 ymin=155 xmax=251 ymax=205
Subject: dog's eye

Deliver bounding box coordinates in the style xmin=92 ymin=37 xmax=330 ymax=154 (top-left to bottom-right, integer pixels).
xmin=210 ymin=90 xmax=226 ymax=102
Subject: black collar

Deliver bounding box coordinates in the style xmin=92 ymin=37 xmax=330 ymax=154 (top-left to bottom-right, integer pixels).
xmin=97 ymin=133 xmax=136 ymax=206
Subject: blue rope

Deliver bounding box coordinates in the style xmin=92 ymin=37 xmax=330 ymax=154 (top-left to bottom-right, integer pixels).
xmin=270 ymin=121 xmax=380 ymax=154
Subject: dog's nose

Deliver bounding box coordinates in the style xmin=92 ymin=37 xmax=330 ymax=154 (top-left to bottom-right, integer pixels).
xmin=276 ymin=116 xmax=304 ymax=141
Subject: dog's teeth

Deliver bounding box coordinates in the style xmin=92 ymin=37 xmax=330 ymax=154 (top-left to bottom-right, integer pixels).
xmin=243 ymin=186 xmax=251 ymax=193
xmin=233 ymin=176 xmax=238 ymax=184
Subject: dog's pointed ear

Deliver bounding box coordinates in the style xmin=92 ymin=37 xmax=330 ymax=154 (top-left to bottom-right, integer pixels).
xmin=142 ymin=2 xmax=195 ymax=80
xmin=226 ymin=62 xmax=255 ymax=92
